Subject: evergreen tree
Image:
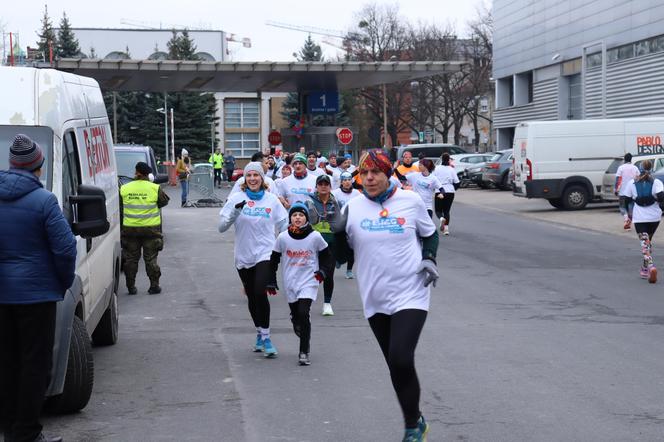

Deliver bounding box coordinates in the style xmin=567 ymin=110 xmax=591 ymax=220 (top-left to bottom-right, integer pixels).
xmin=57 ymin=12 xmax=80 ymax=58
xmin=36 ymin=4 xmax=56 ymax=61
xmin=281 ymin=36 xmax=324 ymax=127
xmin=298 ymin=35 xmax=323 ymax=61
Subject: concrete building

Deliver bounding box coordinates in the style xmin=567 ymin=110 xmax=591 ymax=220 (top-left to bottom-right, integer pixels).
xmin=493 ymin=0 xmax=664 ymax=149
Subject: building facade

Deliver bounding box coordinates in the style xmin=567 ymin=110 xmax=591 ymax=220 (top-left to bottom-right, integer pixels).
xmin=493 ymin=0 xmax=664 ymax=149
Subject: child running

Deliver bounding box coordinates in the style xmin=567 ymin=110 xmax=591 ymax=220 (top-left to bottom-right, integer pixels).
xmin=270 ymin=203 xmax=334 ymax=365
xmin=332 ymin=171 xmax=361 ymax=279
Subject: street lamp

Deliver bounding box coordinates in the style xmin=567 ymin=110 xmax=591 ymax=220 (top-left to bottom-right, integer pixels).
xmin=156 ymin=106 xmax=169 ymax=163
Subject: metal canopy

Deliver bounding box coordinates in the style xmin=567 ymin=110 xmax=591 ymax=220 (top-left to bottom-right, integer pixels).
xmin=54 ymin=59 xmax=465 ymax=93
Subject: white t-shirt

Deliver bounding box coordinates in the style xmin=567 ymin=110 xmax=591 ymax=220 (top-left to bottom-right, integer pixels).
xmin=307 ymin=167 xmax=326 ymax=177
xmin=219 ymin=192 xmax=288 ymax=269
xmin=273 ymin=230 xmax=328 ymax=303
xmin=229 ymin=175 xmax=276 ymax=197
xmin=405 ymin=172 xmax=442 ymax=211
xmin=616 ymin=163 xmax=641 ymax=196
xmin=389 ymin=176 xmax=403 ymax=189
xmin=279 ymin=173 xmax=318 ymax=206
xmin=332 ymin=187 xmax=361 ymax=208
xmin=332 ymin=165 xmax=357 ymax=189
xmin=433 ymin=165 xmax=460 ymax=194
xmin=624 ymin=178 xmax=663 ymax=223
xmin=345 ymin=189 xmax=437 ymax=318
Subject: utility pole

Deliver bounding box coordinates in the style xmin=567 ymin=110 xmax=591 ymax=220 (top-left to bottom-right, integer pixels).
xmin=170 ymin=108 xmax=175 ymax=164
xmin=383 ymin=83 xmax=388 ymax=149
xmin=163 ymin=93 xmax=169 ymax=162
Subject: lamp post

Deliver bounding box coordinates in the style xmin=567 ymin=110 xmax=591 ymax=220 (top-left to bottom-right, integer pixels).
xmin=156 ymin=106 xmax=169 ymax=163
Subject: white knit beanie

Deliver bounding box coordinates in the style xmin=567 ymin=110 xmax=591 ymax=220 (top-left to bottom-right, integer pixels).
xmin=243 ymin=162 xmax=265 ymax=179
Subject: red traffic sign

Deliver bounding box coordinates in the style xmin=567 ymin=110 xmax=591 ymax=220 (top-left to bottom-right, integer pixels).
xmin=268 ymin=130 xmax=282 ymax=146
xmin=337 ymin=127 xmax=353 ymax=145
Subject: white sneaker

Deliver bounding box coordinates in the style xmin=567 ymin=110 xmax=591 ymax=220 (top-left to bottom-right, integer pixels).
xmin=443 ymin=225 xmax=450 ymax=236
xmin=322 ymin=303 xmax=334 ymax=316
xmin=439 ymin=217 xmax=446 ymax=232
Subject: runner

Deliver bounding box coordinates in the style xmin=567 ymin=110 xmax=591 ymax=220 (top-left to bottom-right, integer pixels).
xmin=218 ymin=162 xmax=289 ymax=357
xmin=404 ymin=159 xmax=444 ymax=220
xmin=306 ymin=175 xmax=342 ymax=315
xmin=229 ymin=152 xmax=276 ymax=196
xmin=624 ymin=160 xmax=664 ymax=283
xmin=394 ymin=150 xmax=419 ymax=183
xmin=332 ymin=171 xmax=361 ymax=279
xmin=278 ymin=153 xmax=318 ymax=208
xmin=615 ymin=153 xmax=640 ymax=230
xmin=340 ymin=149 xmax=439 ymax=442
xmin=269 ymin=203 xmax=334 ymax=365
xmin=306 ymin=151 xmax=325 ymax=177
xmin=433 ymin=153 xmax=461 ymax=235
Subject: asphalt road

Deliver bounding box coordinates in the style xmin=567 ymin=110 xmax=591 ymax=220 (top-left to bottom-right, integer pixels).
xmin=45 ymin=187 xmax=664 ymax=442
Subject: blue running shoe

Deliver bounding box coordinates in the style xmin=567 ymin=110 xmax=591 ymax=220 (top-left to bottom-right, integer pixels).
xmin=417 ymin=415 xmax=429 ymax=440
xmin=402 ymin=428 xmax=424 ymax=442
xmin=253 ymin=334 xmax=264 ymax=352
xmin=263 ymin=338 xmax=278 ymax=357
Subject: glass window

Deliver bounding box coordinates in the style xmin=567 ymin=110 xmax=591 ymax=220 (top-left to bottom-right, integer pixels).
xmin=651 ymin=35 xmax=664 ymax=53
xmin=567 ymin=73 xmax=582 ymax=120
xmin=224 ymin=100 xmax=259 ymax=129
xmin=480 ymin=97 xmax=489 ymax=113
xmin=635 ymin=40 xmax=651 ymax=57
xmin=225 ymin=132 xmax=260 ymax=158
xmin=586 ymin=52 xmax=602 ymax=68
xmin=0 ymin=125 xmax=53 ymax=189
xmin=114 ymin=150 xmax=148 ymax=179
xmin=62 ymin=131 xmax=81 ymax=222
xmin=242 ymin=102 xmax=260 ymax=128
xmin=617 ymin=44 xmax=634 ymax=61
xmin=224 ymin=102 xmax=242 ymax=128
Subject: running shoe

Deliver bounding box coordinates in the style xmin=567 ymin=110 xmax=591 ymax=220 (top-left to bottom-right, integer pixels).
xmin=417 ymin=415 xmax=430 ymax=439
xmin=322 ymin=303 xmax=334 ymax=316
xmin=439 ymin=217 xmax=446 ymax=232
xmin=443 ymin=225 xmax=450 ymax=236
xmin=640 ymin=267 xmax=649 ymax=279
xmin=623 ymin=218 xmax=632 ymax=230
xmin=263 ymin=338 xmax=278 ymax=357
xmin=345 ymin=270 xmax=354 ymax=279
xmin=648 ymin=265 xmax=658 ymax=284
xmin=402 ymin=428 xmax=425 ymax=442
xmin=254 ymin=334 xmax=264 ymax=352
xmin=298 ymin=352 xmax=311 ymax=366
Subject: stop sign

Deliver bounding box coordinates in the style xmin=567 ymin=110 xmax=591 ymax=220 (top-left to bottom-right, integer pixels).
xmin=337 ymin=127 xmax=353 ymax=145
xmin=268 ymin=130 xmax=282 ymax=146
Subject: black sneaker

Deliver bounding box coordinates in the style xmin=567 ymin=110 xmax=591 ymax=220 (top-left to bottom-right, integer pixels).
xmin=298 ymin=352 xmax=311 ymax=366
xmin=127 ymin=287 xmax=137 ymax=295
xmin=148 ymin=286 xmax=162 ymax=295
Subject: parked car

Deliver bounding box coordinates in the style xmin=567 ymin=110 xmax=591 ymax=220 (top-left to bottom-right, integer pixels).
xmin=397 ymin=143 xmax=466 ymax=160
xmin=600 ymin=154 xmax=664 ymax=202
xmin=114 ymin=144 xmax=168 ymax=185
xmin=451 ymin=153 xmax=494 ymax=179
xmin=481 ymin=149 xmax=514 ymax=190
xmin=230 ymin=168 xmax=244 ymax=182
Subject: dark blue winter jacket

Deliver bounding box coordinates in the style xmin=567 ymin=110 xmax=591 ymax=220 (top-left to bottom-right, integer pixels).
xmin=0 ymin=169 xmax=77 ymax=304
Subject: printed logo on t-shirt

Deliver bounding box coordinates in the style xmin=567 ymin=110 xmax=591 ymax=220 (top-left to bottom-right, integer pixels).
xmin=416 ymin=179 xmax=432 ymax=190
xmin=286 ymin=249 xmax=312 ymax=258
xmin=360 ymin=217 xmax=406 ymax=234
xmin=290 ymin=187 xmax=313 ymax=195
xmin=242 ymin=206 xmax=271 ymax=218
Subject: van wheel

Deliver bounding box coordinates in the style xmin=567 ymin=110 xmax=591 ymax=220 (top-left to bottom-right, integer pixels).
xmin=46 ymin=316 xmax=94 ymax=414
xmin=93 ymin=290 xmax=118 ymax=346
xmin=562 ymin=185 xmax=589 ymax=210
xmin=548 ymin=198 xmax=564 ymax=209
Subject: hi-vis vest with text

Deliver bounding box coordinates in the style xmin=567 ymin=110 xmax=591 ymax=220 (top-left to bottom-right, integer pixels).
xmin=210 ymin=152 xmax=224 ymax=169
xmin=120 ymin=180 xmax=161 ymax=227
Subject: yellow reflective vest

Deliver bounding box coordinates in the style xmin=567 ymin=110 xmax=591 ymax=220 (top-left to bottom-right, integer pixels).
xmin=120 ymin=179 xmax=161 ymax=227
xmin=209 ymin=152 xmax=224 ymax=169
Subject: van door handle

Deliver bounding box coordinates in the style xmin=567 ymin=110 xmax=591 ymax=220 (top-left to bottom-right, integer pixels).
xmin=86 ymin=238 xmax=92 ymax=252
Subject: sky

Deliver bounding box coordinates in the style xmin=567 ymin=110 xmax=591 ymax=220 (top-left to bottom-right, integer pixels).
xmin=2 ymin=0 xmax=489 ymax=61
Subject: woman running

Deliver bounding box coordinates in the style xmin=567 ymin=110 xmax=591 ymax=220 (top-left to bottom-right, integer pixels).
xmin=306 ymin=174 xmax=341 ymax=315
xmin=340 ymin=149 xmax=439 ymax=442
xmin=218 ymin=162 xmax=288 ymax=357
xmin=332 ymin=171 xmax=361 ymax=279
xmin=404 ymin=159 xmax=443 ymax=220
xmin=269 ymin=203 xmax=334 ymax=365
xmin=433 ymin=153 xmax=460 ymax=235
xmin=625 ymin=160 xmax=664 ymax=283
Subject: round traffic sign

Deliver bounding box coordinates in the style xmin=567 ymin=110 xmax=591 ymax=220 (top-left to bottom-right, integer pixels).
xmin=337 ymin=127 xmax=353 ymax=145
xmin=268 ymin=130 xmax=282 ymax=146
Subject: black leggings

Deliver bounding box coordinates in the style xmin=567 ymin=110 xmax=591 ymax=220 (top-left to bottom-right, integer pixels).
xmin=237 ymin=261 xmax=271 ymax=329
xmin=435 ymin=193 xmax=455 ymax=225
xmin=213 ymin=168 xmax=222 ymax=186
xmin=635 ymin=221 xmax=659 ymax=239
xmin=324 ymin=268 xmax=335 ymax=303
xmin=289 ymin=299 xmax=312 ymax=353
xmin=347 ymin=250 xmax=355 ymax=272
xmin=368 ymin=309 xmax=427 ymax=429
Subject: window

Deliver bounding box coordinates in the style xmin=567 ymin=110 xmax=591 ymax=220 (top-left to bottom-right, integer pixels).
xmin=62 ymin=131 xmax=82 ymax=223
xmin=224 ymin=100 xmax=259 ymax=128
xmin=480 ymin=97 xmax=489 ymax=113
xmin=567 ymin=74 xmax=582 ymax=120
xmin=607 ymin=44 xmax=635 ymax=64
xmin=635 ymin=40 xmax=651 ymax=57
xmin=586 ymin=52 xmax=602 ymax=68
xmin=225 ymin=132 xmax=260 ymax=158
xmin=652 ymin=35 xmax=664 ymax=53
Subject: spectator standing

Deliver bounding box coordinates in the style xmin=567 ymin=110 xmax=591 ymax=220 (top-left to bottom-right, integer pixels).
xmin=209 ymin=148 xmax=224 ymax=189
xmin=0 ymin=134 xmax=77 ymax=442
xmin=224 ymin=150 xmax=236 ymax=187
xmin=175 ymin=149 xmax=192 ymax=207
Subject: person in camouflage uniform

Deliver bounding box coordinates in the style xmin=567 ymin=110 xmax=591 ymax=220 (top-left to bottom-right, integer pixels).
xmin=120 ymin=162 xmax=170 ymax=295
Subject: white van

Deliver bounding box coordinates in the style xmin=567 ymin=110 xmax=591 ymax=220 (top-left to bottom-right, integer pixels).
xmin=512 ymin=118 xmax=664 ymax=209
xmin=0 ymin=67 xmax=121 ymax=412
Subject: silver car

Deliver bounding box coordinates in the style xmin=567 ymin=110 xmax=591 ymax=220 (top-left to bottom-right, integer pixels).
xmin=600 ymin=154 xmax=664 ymax=202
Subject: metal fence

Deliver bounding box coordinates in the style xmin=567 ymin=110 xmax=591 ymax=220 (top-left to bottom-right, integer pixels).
xmin=185 ymin=169 xmax=224 ymax=207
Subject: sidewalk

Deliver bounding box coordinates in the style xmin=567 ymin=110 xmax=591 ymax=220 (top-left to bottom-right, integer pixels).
xmin=455 ymin=187 xmax=635 ymax=238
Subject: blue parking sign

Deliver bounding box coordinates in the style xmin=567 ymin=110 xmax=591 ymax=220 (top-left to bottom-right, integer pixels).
xmin=307 ymin=91 xmax=339 ymax=114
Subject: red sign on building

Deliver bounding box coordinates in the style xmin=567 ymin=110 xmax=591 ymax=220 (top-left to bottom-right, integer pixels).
xmin=336 ymin=127 xmax=353 ymax=145
xmin=268 ymin=130 xmax=282 ymax=146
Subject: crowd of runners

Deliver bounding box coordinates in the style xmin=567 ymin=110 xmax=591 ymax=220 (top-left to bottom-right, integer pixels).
xmin=217 ymin=147 xmax=459 ymax=442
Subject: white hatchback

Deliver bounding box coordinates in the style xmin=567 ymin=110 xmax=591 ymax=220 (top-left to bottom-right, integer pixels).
xmin=600 ymin=154 xmax=664 ymax=202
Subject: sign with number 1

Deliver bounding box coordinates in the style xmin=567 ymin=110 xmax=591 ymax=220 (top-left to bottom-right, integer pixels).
xmin=307 ymin=91 xmax=339 ymax=114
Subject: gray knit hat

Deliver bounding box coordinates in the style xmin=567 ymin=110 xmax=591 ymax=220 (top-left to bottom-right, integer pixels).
xmin=10 ymin=134 xmax=44 ymax=171
xmin=243 ymin=161 xmax=265 ymax=179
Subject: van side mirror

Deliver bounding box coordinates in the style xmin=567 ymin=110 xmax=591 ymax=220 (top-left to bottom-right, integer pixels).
xmin=153 ymin=174 xmax=169 ymax=184
xmin=69 ymin=185 xmax=110 ymax=238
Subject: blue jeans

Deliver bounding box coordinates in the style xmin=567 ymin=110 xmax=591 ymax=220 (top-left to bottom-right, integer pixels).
xmin=180 ymin=180 xmax=189 ymax=204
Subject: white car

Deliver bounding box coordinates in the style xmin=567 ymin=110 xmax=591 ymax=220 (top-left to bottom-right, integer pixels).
xmin=450 ymin=153 xmax=495 ymax=178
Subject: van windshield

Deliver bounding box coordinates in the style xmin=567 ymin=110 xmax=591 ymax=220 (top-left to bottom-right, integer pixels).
xmin=0 ymin=126 xmax=53 ymax=189
xmin=115 ymin=150 xmax=148 ymax=179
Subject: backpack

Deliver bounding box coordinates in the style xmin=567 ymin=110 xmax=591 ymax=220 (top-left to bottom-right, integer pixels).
xmin=634 ymin=178 xmax=656 ymax=206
